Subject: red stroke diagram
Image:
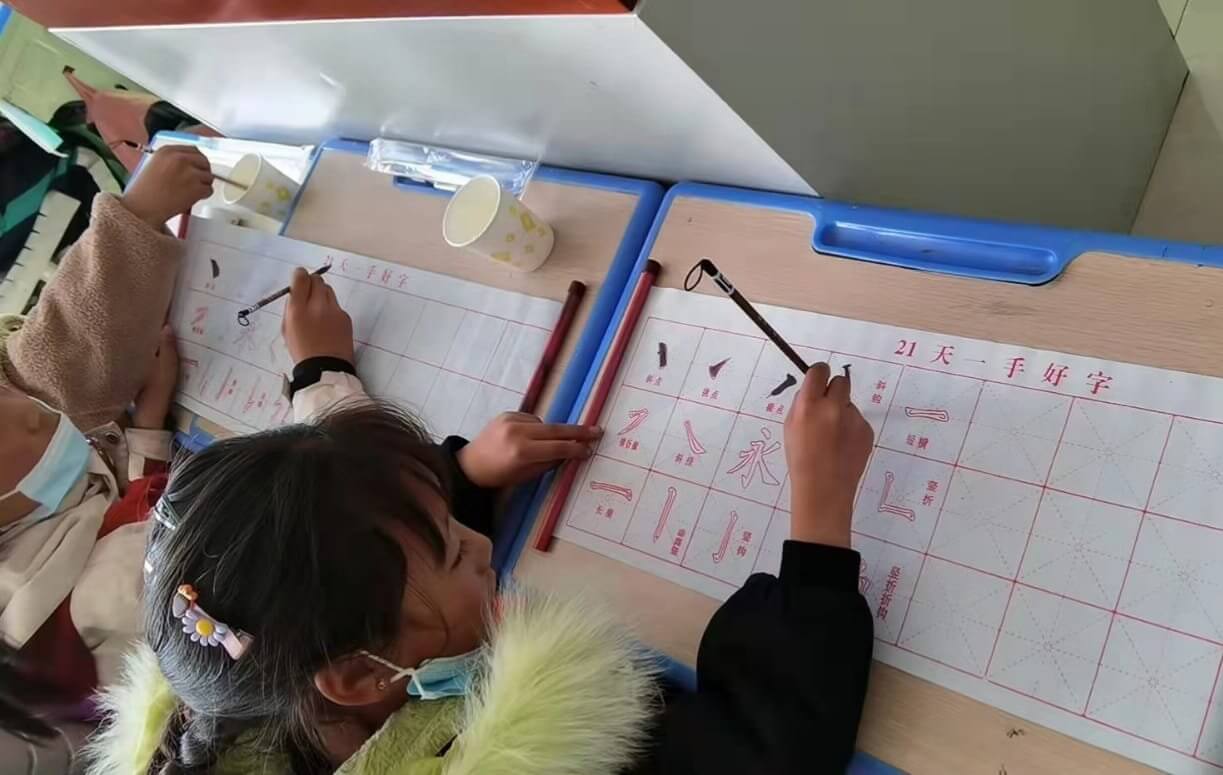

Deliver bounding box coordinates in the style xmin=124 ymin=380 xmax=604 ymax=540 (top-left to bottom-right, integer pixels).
xmin=653 ymin=486 xmax=679 ymax=543
xmin=590 ymin=481 xmax=634 ymax=501
xmin=858 ymin=560 xmax=873 ymax=595
xmin=191 ymin=306 xmax=209 ymax=336
xmin=683 ymin=419 xmax=706 ymax=455
xmin=877 ymin=471 xmax=916 ymax=522
xmin=904 ymin=407 xmax=950 ymax=422
xmin=726 ymin=427 xmax=782 ymax=488
xmin=708 ymin=357 xmax=731 ymax=379
xmin=712 ymin=511 xmax=739 ymax=564
xmin=617 ymin=408 xmax=649 ymax=436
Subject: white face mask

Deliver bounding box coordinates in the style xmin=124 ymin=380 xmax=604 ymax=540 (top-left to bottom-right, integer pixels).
xmin=361 ymin=648 xmax=481 ymax=701
xmin=0 ymin=408 xmax=91 ymax=536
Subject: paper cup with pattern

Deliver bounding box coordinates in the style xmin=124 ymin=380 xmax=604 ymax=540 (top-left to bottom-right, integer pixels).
xmin=442 ymin=175 xmax=555 ymax=272
xmin=220 ymin=154 xmax=299 ymax=222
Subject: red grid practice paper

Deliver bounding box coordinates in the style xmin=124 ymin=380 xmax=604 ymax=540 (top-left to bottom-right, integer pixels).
xmin=556 ymin=285 xmax=1223 ymax=775
xmin=169 ymin=219 xmax=560 ymax=440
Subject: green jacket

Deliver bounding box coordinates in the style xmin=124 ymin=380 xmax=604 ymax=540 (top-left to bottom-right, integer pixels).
xmin=85 ymin=592 xmax=660 ymax=775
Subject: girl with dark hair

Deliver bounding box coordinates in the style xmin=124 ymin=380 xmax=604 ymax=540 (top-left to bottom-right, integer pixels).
xmin=88 ymin=268 xmax=875 ymax=775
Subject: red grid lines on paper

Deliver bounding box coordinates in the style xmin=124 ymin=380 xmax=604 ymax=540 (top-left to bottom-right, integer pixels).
xmin=561 ymin=312 xmax=1223 ymax=768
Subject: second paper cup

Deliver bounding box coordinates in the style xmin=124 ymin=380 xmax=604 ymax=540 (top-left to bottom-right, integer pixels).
xmin=442 ymin=175 xmax=555 ymax=272
xmin=221 ymin=154 xmax=299 ymax=222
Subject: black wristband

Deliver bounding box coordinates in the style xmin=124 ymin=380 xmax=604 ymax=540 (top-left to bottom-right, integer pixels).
xmin=288 ymin=357 xmax=357 ymax=399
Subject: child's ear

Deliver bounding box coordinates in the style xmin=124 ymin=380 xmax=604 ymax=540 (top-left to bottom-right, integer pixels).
xmin=314 ymin=654 xmax=387 ymax=707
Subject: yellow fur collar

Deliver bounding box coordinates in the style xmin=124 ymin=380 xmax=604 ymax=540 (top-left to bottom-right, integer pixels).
xmin=86 ymin=591 xmax=661 ymax=774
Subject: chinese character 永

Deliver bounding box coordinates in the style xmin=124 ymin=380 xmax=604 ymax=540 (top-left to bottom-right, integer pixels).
xmin=726 ymin=427 xmax=783 ymax=488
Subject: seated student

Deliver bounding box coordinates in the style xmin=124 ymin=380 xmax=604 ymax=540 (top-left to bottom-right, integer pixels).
xmin=0 ymin=145 xmax=211 ymax=703
xmin=0 ymin=145 xmax=212 ymax=431
xmin=88 ymin=269 xmax=874 ymax=775
xmin=0 ymin=329 xmax=178 ymax=702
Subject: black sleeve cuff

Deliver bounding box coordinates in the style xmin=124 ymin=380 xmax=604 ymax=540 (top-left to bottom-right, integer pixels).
xmin=439 ymin=436 xmax=497 ymax=537
xmin=288 ymin=357 xmax=357 ymax=399
xmin=779 ymin=541 xmax=862 ymax=593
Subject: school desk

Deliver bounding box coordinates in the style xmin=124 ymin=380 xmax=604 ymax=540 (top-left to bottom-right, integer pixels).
xmin=268 ymin=139 xmax=660 ymax=561
xmin=503 ymin=182 xmax=1223 ymax=775
xmin=159 ymin=136 xmax=660 ymax=453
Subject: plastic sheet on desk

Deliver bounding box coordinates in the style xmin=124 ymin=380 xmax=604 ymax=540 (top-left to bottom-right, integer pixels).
xmin=366 ymin=138 xmax=538 ymax=196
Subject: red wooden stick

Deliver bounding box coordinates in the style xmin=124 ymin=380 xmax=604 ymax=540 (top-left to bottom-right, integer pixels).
xmin=534 ymin=260 xmax=661 ymax=552
xmin=519 ymin=280 xmax=586 ymax=415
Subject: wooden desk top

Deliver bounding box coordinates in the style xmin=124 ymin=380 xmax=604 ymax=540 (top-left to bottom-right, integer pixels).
xmin=179 ymin=148 xmax=650 ymax=442
xmin=516 ymin=193 xmax=1223 ymax=775
xmin=283 ymin=149 xmax=645 ymax=426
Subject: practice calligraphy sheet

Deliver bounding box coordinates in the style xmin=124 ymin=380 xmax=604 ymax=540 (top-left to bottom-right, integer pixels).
xmin=169 ymin=219 xmax=560 ymax=438
xmin=555 ymin=285 xmax=1223 ymax=774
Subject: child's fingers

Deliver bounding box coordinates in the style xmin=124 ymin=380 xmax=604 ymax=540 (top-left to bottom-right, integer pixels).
xmin=522 ymin=440 xmax=595 ymax=463
xmin=798 ymin=362 xmax=831 ymax=404
xmin=826 ymin=374 xmax=851 ymax=404
xmin=177 ymin=147 xmax=212 ymax=173
xmin=305 ymin=275 xmax=330 ymax=308
xmin=289 ymin=267 xmax=312 ymax=302
xmin=501 ymin=411 xmax=542 ymax=424
xmin=524 ymin=423 xmax=603 ymax=441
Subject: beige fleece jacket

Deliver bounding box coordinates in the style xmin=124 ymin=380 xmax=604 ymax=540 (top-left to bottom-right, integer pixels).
xmin=0 ymin=194 xmax=184 ymax=431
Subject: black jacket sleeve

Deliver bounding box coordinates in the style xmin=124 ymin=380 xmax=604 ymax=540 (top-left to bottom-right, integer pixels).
xmin=439 ymin=436 xmax=498 ymax=538
xmin=636 ymin=541 xmax=874 ymax=775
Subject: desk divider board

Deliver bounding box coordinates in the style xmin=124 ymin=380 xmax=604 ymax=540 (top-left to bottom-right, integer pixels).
xmin=505 ymin=182 xmax=1223 ymax=775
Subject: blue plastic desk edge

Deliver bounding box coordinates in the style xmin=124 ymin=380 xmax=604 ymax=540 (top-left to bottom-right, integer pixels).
xmin=0 ymin=5 xmax=12 ymax=36
xmin=663 ymin=181 xmax=1223 ymax=284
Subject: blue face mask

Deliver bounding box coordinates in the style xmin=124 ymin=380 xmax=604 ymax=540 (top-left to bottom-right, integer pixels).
xmin=0 ymin=407 xmax=91 ymax=534
xmin=362 ymin=648 xmax=480 ymax=701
